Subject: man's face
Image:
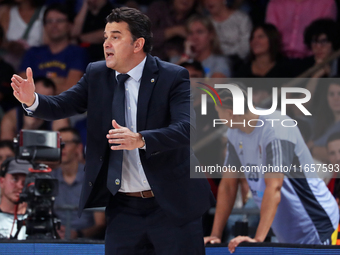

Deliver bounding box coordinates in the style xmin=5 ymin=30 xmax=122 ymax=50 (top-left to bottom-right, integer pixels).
xmin=0 ymin=148 xmax=14 ymax=166
xmin=311 ymin=34 xmax=333 ymax=61
xmin=0 ymin=173 xmax=26 ymax=203
xmin=328 ymin=139 xmax=340 ymax=165
xmin=60 ymin=132 xmax=81 ymax=164
xmin=103 ymin=21 xmax=136 ymax=72
xmin=187 ymin=21 xmax=212 ymax=54
xmin=44 ymin=11 xmax=71 ymax=42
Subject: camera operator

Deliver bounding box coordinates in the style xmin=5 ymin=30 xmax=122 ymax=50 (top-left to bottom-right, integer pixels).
xmin=52 ymin=128 xmax=105 ymax=239
xmin=0 ymin=158 xmax=32 ymax=240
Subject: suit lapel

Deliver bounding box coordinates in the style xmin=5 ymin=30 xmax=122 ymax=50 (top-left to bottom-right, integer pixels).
xmin=137 ymin=54 xmax=159 ymax=132
xmin=102 ymin=69 xmax=116 ymax=135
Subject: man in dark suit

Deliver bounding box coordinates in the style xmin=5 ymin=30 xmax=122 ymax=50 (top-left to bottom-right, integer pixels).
xmin=11 ymin=7 xmax=213 ymax=255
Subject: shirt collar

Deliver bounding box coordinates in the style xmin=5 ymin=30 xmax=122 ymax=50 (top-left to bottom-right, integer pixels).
xmin=115 ymin=56 xmax=147 ymax=83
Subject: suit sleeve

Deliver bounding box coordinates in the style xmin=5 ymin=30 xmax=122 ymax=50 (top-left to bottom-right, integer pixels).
xmin=139 ymin=68 xmax=194 ymax=158
xmin=32 ymin=63 xmax=91 ymax=120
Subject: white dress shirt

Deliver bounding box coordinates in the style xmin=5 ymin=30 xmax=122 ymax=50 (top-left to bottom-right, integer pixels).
xmin=116 ymin=57 xmax=151 ymax=192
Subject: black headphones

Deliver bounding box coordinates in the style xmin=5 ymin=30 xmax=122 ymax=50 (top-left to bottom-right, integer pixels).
xmin=0 ymin=157 xmax=15 ymax=177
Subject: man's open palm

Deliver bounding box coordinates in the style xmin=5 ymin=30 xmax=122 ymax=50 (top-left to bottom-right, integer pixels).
xmin=11 ymin=67 xmax=36 ymax=106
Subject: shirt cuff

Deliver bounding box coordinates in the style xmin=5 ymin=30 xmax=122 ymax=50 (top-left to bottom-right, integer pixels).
xmin=23 ymin=93 xmax=39 ymax=115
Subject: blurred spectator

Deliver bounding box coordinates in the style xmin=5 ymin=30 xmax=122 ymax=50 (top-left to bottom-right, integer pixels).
xmin=266 ymin=0 xmax=337 ymax=59
xmin=235 ymin=24 xmax=296 ymax=78
xmin=0 ymin=0 xmax=46 ymax=70
xmin=0 ymin=24 xmax=17 ymax=112
xmin=326 ymin=132 xmax=340 ymax=195
xmin=71 ymin=0 xmax=114 ymax=62
xmin=52 ymin=128 xmax=105 ymax=239
xmin=19 ymin=4 xmax=88 ymax=94
xmin=235 ymin=24 xmax=298 ymax=107
xmin=311 ymin=79 xmax=340 ymax=163
xmin=74 ymin=116 xmax=87 ymax=149
xmin=0 ymin=140 xmax=14 ymax=166
xmin=182 ymin=14 xmax=231 ymax=78
xmin=203 ymin=0 xmax=252 ymax=60
xmin=301 ymin=19 xmax=340 ymax=78
xmin=299 ymin=20 xmax=340 ymax=114
xmin=1 ymin=77 xmax=69 ymax=140
xmin=146 ymin=0 xmax=200 ymax=61
xmin=0 ymin=158 xmax=32 ymax=240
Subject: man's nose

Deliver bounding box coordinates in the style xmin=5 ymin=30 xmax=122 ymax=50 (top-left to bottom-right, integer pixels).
xmin=104 ymin=40 xmax=111 ymax=48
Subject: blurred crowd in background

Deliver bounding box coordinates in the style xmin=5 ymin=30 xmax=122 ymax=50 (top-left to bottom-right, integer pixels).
xmin=1 ymin=0 xmax=340 ymax=242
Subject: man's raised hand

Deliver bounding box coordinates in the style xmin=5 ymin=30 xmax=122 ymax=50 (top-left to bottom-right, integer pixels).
xmin=11 ymin=67 xmax=36 ymax=106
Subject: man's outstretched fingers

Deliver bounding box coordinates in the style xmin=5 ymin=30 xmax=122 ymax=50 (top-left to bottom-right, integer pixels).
xmin=12 ymin=74 xmax=24 ymax=82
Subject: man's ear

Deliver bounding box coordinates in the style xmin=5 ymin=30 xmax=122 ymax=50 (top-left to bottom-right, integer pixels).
xmin=133 ymin=38 xmax=145 ymax=53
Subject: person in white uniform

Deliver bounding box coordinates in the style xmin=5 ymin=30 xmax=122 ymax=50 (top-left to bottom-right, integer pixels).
xmin=204 ymin=84 xmax=339 ymax=253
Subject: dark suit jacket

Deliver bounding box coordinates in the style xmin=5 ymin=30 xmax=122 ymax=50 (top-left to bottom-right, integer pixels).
xmin=33 ymin=54 xmax=214 ymax=226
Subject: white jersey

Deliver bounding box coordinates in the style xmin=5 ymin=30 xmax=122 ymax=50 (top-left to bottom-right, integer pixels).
xmin=225 ymin=111 xmax=339 ymax=244
xmin=0 ymin=211 xmax=27 ymax=240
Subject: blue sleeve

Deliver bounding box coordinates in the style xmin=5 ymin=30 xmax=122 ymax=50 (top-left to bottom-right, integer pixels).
xmin=266 ymin=139 xmax=295 ymax=169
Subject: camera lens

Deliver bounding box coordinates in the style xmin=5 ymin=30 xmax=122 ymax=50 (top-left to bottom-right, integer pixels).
xmin=36 ymin=179 xmax=54 ymax=196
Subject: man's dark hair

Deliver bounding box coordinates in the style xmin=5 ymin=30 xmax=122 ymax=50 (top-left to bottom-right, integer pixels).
xmin=59 ymin=127 xmax=82 ymax=144
xmin=35 ymin=77 xmax=56 ymax=94
xmin=0 ymin=140 xmax=15 ymax=153
xmin=106 ymin=7 xmax=153 ymax=53
xmin=250 ymin=23 xmax=282 ymax=62
xmin=43 ymin=3 xmax=74 ymax=25
xmin=304 ymin=19 xmax=340 ymax=50
xmin=327 ymin=132 xmax=340 ymax=146
xmin=180 ymin=61 xmax=205 ymax=77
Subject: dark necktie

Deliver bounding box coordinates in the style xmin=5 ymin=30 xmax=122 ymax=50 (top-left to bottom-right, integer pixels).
xmin=107 ymin=73 xmax=130 ymax=195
